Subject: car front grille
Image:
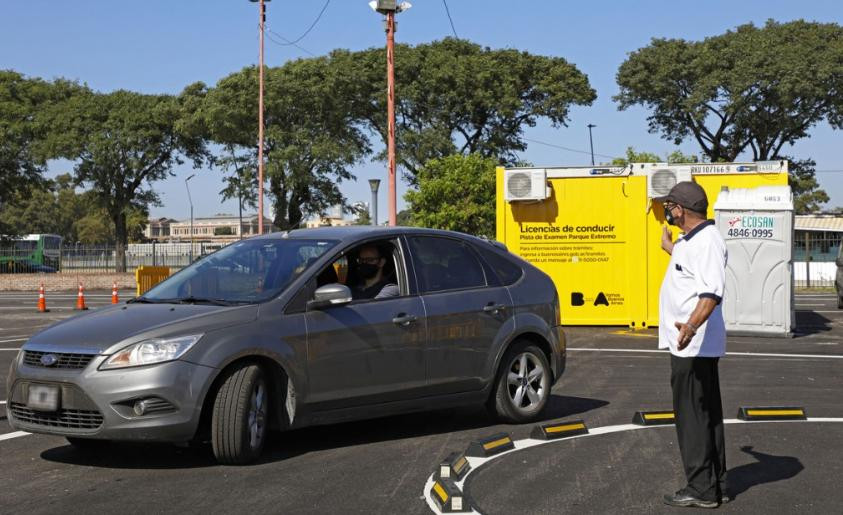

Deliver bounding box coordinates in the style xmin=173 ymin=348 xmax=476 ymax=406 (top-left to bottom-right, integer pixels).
xmin=9 ymin=403 xmax=104 ymax=430
xmin=23 ymin=350 xmax=97 ymax=370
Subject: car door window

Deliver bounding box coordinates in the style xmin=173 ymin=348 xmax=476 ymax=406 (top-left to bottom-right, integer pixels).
xmin=408 ymin=237 xmax=487 ymax=293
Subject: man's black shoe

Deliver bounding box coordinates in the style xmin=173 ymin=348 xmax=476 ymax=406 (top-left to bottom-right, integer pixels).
xmin=663 ymin=491 xmax=719 ymax=509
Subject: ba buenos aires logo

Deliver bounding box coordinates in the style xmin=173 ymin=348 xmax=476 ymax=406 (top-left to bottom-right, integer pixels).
xmin=727 ymin=216 xmax=742 ymax=228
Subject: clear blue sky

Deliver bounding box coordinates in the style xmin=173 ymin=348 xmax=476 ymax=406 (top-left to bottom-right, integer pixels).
xmin=2 ymin=0 xmax=841 ymax=221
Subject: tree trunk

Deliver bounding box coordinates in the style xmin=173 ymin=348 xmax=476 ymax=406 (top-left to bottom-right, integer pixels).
xmin=113 ymin=209 xmax=128 ymax=273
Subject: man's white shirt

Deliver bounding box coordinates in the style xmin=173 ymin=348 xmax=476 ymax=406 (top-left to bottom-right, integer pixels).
xmin=658 ymin=220 xmax=728 ymax=357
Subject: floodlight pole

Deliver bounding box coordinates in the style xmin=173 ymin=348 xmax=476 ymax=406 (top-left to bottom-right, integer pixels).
xmin=251 ymin=0 xmax=269 ymax=235
xmin=587 ymin=124 xmax=596 ymax=166
xmin=386 ymin=11 xmax=397 ymax=226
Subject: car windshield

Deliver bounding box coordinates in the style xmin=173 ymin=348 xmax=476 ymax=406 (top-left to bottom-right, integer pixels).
xmin=141 ymin=238 xmax=338 ymax=304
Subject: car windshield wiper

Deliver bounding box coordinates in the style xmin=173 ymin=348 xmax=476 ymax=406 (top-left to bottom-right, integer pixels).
xmin=172 ymin=296 xmax=242 ymax=306
xmin=126 ymin=296 xmax=168 ymax=304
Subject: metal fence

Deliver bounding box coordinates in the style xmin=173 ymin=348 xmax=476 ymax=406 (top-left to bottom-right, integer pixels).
xmin=1 ymin=242 xmax=229 ymax=274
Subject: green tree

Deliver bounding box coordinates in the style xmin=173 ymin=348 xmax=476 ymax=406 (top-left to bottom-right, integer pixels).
xmin=785 ymin=157 xmax=829 ymax=214
xmin=354 ymin=209 xmax=372 ymax=226
xmin=340 ymin=39 xmax=596 ymax=183
xmin=199 ymin=58 xmax=370 ymax=230
xmin=404 ymin=154 xmax=497 ymax=237
xmin=610 ymin=147 xmax=699 ymax=166
xmin=615 ymin=20 xmax=843 ymax=162
xmin=46 ymin=89 xmax=206 ymax=270
xmin=0 ymin=71 xmax=81 ymax=236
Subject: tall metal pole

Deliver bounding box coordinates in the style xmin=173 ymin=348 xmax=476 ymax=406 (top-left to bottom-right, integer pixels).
xmin=587 ymin=123 xmax=596 ymax=166
xmin=185 ymin=174 xmax=195 ymax=262
xmin=386 ymin=11 xmax=397 ymax=226
xmin=257 ymin=0 xmax=267 ymax=235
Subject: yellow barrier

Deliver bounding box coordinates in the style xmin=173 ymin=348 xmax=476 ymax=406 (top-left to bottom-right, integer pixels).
xmin=135 ymin=265 xmax=171 ymax=296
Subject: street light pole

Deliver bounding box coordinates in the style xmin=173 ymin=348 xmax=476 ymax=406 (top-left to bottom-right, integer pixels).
xmin=368 ymin=179 xmax=381 ymax=226
xmin=386 ymin=10 xmax=396 ymax=226
xmin=587 ymin=123 xmax=596 ymax=166
xmin=185 ymin=174 xmax=195 ymax=262
xmin=250 ymin=0 xmax=269 ymax=235
xmin=370 ymin=1 xmax=411 ymax=227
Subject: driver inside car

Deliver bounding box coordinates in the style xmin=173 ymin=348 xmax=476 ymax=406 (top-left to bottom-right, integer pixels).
xmin=352 ymin=244 xmax=399 ymax=300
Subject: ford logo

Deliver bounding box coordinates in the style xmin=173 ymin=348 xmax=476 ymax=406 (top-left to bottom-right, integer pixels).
xmin=40 ymin=354 xmax=59 ymax=367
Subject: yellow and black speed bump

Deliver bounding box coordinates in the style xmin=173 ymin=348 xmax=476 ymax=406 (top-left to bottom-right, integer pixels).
xmin=430 ymin=477 xmax=471 ymax=513
xmin=737 ymin=406 xmax=807 ymax=421
xmin=466 ymin=432 xmax=514 ymax=457
xmin=632 ymin=410 xmax=675 ymax=426
xmin=438 ymin=451 xmax=470 ymax=481
xmin=530 ymin=419 xmax=588 ymax=440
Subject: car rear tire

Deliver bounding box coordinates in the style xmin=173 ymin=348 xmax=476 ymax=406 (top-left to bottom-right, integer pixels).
xmin=211 ymin=363 xmax=268 ymax=465
xmin=490 ymin=341 xmax=551 ymax=423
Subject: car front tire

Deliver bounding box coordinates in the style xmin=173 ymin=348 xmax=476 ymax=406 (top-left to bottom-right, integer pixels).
xmin=211 ymin=363 xmax=268 ymax=465
xmin=490 ymin=341 xmax=551 ymax=423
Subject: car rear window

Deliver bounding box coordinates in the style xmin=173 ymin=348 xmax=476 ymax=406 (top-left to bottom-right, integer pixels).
xmin=408 ymin=236 xmax=486 ymax=293
xmin=475 ymin=245 xmax=524 ymax=286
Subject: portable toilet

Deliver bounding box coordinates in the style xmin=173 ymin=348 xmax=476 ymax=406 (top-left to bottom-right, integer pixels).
xmin=713 ymin=185 xmax=795 ymax=336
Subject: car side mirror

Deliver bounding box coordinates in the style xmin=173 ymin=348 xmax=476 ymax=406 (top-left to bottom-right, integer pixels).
xmin=307 ymin=283 xmax=353 ymax=310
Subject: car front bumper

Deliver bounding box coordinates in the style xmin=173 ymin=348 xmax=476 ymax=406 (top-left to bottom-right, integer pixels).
xmin=6 ymin=352 xmax=217 ymax=442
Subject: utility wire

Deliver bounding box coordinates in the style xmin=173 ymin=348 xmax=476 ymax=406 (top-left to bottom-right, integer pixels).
xmin=273 ymin=0 xmax=331 ymax=46
xmin=524 ymin=137 xmax=621 ymax=160
xmin=441 ymin=0 xmax=458 ymax=38
xmin=266 ymin=27 xmax=315 ymax=56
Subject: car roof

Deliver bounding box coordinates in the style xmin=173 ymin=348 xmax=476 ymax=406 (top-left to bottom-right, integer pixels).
xmin=253 ymin=225 xmax=487 ymax=244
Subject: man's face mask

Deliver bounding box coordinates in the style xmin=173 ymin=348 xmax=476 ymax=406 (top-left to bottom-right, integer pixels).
xmin=358 ymin=261 xmax=380 ymax=279
xmin=664 ymin=204 xmax=680 ymax=226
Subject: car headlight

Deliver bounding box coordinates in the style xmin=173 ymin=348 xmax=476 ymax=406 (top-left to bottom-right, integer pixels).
xmin=99 ymin=334 xmax=203 ymax=370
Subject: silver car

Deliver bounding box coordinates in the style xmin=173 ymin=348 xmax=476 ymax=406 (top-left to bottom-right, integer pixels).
xmin=7 ymin=227 xmax=565 ymax=464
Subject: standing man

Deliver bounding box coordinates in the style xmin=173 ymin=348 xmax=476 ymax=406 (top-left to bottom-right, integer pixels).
xmin=656 ymin=182 xmax=728 ymax=509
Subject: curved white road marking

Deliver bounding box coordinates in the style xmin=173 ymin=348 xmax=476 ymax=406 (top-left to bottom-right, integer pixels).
xmin=568 ymin=347 xmax=843 ymax=359
xmin=422 ymin=417 xmax=843 ymax=515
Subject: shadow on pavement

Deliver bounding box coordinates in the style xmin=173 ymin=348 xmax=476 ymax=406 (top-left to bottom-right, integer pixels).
xmin=794 ymin=310 xmax=833 ymax=337
xmin=39 ymin=394 xmax=609 ymax=469
xmin=729 ymin=445 xmax=804 ymax=500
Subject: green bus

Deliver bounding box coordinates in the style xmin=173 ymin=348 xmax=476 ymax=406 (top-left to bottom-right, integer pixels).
xmin=0 ymin=234 xmax=63 ymax=273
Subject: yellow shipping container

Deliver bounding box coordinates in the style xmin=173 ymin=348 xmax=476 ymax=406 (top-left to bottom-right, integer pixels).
xmin=496 ymin=162 xmax=788 ymax=327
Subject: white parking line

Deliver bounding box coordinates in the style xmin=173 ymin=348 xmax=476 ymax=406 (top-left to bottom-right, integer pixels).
xmin=0 ymin=431 xmax=31 ymax=442
xmin=0 ymin=348 xmax=23 ymax=351
xmin=568 ymin=347 xmax=843 ymax=359
xmin=0 ymin=400 xmax=6 ymax=404
xmin=423 ymin=417 xmax=843 ymax=515
xmin=0 ymin=338 xmax=27 ymax=343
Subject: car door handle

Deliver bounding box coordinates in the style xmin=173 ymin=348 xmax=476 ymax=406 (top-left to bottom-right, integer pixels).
xmin=392 ymin=313 xmax=418 ymax=326
xmin=482 ymin=304 xmax=507 ymax=314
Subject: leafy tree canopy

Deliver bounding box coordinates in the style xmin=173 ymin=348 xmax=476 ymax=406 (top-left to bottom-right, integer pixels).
xmin=45 ymin=88 xmax=207 ymax=270
xmin=611 ymin=147 xmax=699 ymax=166
xmin=615 ymin=20 xmax=843 ymax=162
xmin=0 ymin=71 xmax=83 ymax=235
xmin=404 ymin=154 xmax=497 ymax=237
xmin=341 ymin=38 xmax=596 ymax=183
xmin=784 ymin=157 xmax=829 ymax=214
xmin=199 ymin=57 xmax=370 ymax=230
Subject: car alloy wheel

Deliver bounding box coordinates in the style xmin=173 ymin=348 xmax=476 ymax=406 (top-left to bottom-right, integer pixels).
xmin=506 ymin=352 xmax=547 ymax=412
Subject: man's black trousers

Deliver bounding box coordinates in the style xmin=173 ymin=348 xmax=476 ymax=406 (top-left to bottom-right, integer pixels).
xmin=670 ymin=354 xmax=726 ymax=502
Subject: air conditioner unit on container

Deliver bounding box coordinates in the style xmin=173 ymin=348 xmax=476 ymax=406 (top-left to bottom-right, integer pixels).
xmin=647 ymin=167 xmax=692 ymax=198
xmin=504 ymin=169 xmax=549 ymax=202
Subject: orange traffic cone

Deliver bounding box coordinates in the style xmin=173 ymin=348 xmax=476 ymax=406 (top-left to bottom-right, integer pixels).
xmin=111 ymin=282 xmax=119 ymax=304
xmin=38 ymin=284 xmax=50 ymax=313
xmin=75 ymin=283 xmax=89 ymax=311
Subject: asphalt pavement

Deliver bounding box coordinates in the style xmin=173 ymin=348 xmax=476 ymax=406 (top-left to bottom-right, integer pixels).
xmin=0 ymin=291 xmax=841 ymax=514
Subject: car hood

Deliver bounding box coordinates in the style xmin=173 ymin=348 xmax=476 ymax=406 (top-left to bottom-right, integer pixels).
xmin=24 ymin=303 xmax=259 ymax=355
